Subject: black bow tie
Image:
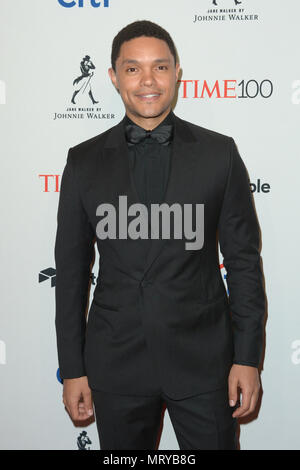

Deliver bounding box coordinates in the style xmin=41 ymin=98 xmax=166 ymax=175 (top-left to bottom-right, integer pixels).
xmin=125 ymin=122 xmax=173 ymax=146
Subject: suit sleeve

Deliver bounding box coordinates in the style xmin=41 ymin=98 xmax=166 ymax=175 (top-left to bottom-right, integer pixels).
xmin=54 ymin=148 xmax=95 ymax=379
xmin=218 ymin=137 xmax=266 ymax=368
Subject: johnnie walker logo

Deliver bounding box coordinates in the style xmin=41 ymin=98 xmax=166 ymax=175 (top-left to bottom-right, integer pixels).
xmin=212 ymin=0 xmax=242 ymax=5
xmin=193 ymin=0 xmax=260 ymax=23
xmin=71 ymin=55 xmax=99 ymax=105
xmin=77 ymin=430 xmax=92 ymax=450
xmin=53 ymin=54 xmax=115 ymax=121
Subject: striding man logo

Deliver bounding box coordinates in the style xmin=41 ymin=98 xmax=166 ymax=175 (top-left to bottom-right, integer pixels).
xmin=77 ymin=431 xmax=92 ymax=450
xmin=71 ymin=55 xmax=99 ymax=105
xmin=212 ymin=0 xmax=242 ymax=5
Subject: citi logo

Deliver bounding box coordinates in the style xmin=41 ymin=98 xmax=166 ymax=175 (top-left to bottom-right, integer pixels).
xmin=58 ymin=0 xmax=109 ymax=7
xmin=0 ymin=340 xmax=6 ymax=365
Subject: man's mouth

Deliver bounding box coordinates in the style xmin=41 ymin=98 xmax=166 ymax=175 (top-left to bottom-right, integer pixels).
xmin=136 ymin=93 xmax=161 ymax=101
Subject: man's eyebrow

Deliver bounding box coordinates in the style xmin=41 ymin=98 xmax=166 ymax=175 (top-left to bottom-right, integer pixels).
xmin=121 ymin=58 xmax=171 ymax=66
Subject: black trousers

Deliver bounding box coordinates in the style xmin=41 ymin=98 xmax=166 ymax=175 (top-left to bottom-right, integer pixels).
xmin=91 ymin=386 xmax=238 ymax=450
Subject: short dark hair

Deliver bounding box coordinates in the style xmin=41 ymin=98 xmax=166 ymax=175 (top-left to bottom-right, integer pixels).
xmin=111 ymin=20 xmax=178 ymax=72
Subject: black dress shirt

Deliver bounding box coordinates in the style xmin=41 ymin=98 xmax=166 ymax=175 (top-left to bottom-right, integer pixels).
xmin=123 ymin=110 xmax=175 ymax=212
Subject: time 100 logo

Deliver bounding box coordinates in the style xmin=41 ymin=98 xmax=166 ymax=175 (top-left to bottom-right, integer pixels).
xmin=58 ymin=0 xmax=109 ymax=7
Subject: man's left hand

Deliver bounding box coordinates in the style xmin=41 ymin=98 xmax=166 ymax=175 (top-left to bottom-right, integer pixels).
xmin=228 ymin=364 xmax=261 ymax=418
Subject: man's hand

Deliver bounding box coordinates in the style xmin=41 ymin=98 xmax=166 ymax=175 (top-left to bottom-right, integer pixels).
xmin=228 ymin=364 xmax=260 ymax=418
xmin=62 ymin=376 xmax=94 ymax=421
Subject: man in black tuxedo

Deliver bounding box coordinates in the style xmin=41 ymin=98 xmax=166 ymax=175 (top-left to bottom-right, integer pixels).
xmin=55 ymin=20 xmax=265 ymax=450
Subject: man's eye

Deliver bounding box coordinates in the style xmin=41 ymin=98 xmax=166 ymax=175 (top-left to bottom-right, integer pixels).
xmin=126 ymin=66 xmax=167 ymax=72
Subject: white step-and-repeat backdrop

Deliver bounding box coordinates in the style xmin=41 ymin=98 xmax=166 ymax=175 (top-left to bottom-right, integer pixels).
xmin=1 ymin=0 xmax=299 ymax=450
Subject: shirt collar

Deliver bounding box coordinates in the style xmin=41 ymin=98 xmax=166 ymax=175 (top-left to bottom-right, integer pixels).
xmin=123 ymin=108 xmax=175 ymax=131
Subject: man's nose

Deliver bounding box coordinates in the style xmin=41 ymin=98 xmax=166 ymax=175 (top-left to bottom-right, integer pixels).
xmin=140 ymin=69 xmax=156 ymax=86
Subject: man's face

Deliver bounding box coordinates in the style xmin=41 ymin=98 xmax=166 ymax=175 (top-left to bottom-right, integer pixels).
xmin=108 ymin=36 xmax=180 ymax=125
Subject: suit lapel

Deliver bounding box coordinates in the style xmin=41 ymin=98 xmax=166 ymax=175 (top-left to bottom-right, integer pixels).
xmin=102 ymin=111 xmax=199 ymax=279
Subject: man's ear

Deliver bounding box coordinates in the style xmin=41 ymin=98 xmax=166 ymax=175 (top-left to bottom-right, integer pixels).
xmin=108 ymin=67 xmax=119 ymax=92
xmin=175 ymin=62 xmax=180 ymax=81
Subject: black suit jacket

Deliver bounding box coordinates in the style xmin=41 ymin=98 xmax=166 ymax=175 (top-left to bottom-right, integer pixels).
xmin=54 ymin=112 xmax=265 ymax=399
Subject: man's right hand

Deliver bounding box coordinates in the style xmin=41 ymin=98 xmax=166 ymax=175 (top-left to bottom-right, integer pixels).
xmin=62 ymin=376 xmax=94 ymax=421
